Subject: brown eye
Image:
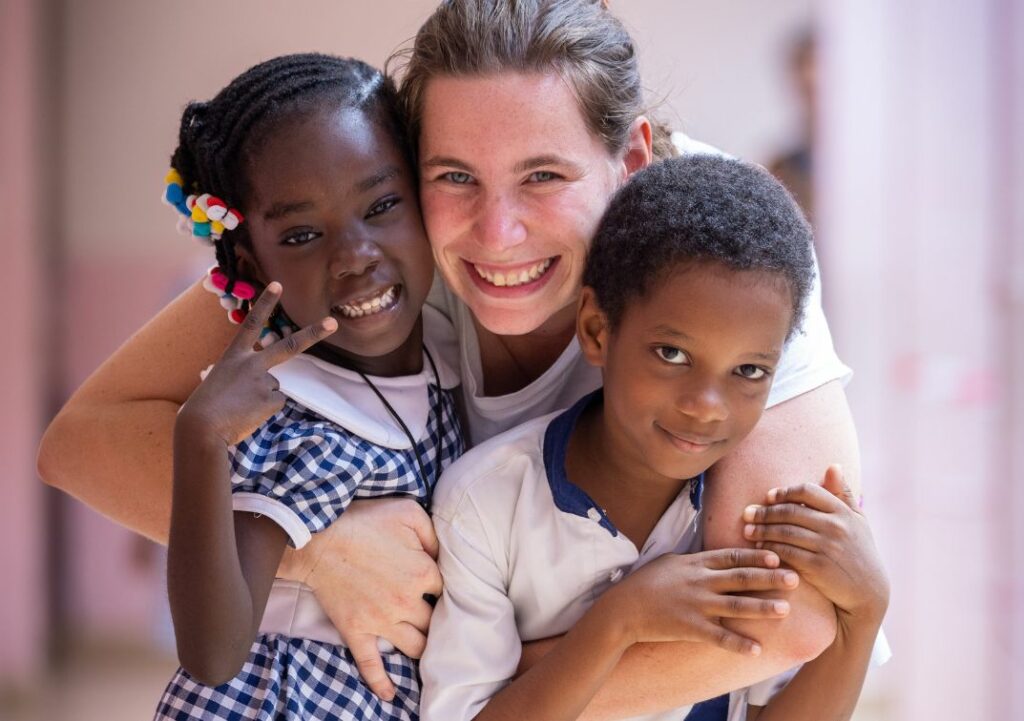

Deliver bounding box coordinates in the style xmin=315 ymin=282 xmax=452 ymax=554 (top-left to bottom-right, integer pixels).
xmin=735 ymin=364 xmax=769 ymax=380
xmin=654 ymin=346 xmax=688 ymax=365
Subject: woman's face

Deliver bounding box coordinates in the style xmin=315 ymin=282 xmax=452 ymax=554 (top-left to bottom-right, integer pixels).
xmin=418 ymin=72 xmax=648 ymax=336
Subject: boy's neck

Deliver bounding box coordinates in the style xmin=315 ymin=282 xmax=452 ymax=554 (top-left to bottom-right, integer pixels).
xmin=564 ymin=398 xmax=692 ymax=551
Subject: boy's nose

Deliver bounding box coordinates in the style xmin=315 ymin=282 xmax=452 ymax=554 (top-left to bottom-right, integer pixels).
xmin=473 ymin=192 xmax=527 ymax=253
xmin=675 ymin=383 xmax=729 ymax=425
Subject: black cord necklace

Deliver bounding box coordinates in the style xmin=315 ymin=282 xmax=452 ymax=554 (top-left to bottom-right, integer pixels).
xmin=355 ymin=346 xmax=446 ymax=497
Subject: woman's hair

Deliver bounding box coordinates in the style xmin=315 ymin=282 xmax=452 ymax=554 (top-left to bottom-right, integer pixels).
xmin=583 ymin=154 xmax=816 ymax=339
xmin=169 ymin=53 xmax=409 ymax=286
xmin=390 ymin=0 xmax=676 ymax=160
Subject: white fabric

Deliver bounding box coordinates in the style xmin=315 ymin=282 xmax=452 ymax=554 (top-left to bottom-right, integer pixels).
xmin=266 ymin=304 xmax=460 ymax=449
xmin=420 ymin=412 xmax=707 ymax=721
xmin=425 ymin=134 xmax=850 ymax=447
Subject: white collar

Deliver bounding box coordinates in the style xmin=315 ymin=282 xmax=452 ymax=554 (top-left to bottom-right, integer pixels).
xmin=269 ymin=306 xmax=459 ymax=450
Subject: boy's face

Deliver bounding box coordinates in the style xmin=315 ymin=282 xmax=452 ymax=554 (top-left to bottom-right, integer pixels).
xmin=578 ymin=262 xmax=794 ymax=483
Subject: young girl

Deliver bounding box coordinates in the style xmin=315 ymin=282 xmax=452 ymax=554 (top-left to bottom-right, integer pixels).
xmin=152 ymin=54 xmax=464 ymax=721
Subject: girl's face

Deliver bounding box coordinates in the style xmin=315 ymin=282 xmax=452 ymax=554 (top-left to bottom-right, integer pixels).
xmin=418 ymin=72 xmax=650 ymax=336
xmin=239 ymin=106 xmax=435 ymax=377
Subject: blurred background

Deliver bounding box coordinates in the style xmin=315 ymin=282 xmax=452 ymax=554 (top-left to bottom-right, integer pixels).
xmin=2 ymin=0 xmax=1021 ymax=719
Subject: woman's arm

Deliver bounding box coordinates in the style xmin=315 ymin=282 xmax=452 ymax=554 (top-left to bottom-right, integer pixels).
xmin=518 ymin=380 xmax=856 ymax=720
xmin=38 ymin=279 xmax=233 ymax=542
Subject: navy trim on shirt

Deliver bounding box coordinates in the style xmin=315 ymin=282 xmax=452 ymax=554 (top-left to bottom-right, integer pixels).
xmin=542 ymin=389 xmax=705 ymax=537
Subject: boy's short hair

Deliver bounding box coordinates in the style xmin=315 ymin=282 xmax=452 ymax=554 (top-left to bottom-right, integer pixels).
xmin=583 ymin=155 xmax=816 ymax=338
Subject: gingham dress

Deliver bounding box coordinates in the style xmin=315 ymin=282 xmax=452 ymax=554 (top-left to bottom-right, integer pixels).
xmin=155 ymin=371 xmax=464 ymax=721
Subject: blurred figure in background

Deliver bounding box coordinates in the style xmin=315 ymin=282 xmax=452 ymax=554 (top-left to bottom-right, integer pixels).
xmin=767 ymin=28 xmax=817 ymax=226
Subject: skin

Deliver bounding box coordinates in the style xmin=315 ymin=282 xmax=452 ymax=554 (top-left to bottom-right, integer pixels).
xmin=37 ymin=67 xmax=863 ymax=711
xmin=170 ymin=105 xmax=438 ymax=684
xmin=468 ymin=268 xmax=887 ymax=721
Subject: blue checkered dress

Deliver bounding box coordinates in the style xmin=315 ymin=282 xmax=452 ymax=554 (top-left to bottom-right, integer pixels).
xmin=155 ymin=381 xmax=464 ymax=721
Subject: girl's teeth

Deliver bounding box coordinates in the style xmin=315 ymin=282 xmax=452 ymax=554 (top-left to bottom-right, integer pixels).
xmin=474 ymin=258 xmax=553 ymax=287
xmin=337 ymin=286 xmax=398 ymax=318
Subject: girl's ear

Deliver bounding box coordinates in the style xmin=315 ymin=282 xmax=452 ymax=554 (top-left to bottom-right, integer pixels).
xmin=577 ymin=287 xmax=611 ymax=368
xmin=232 ymin=243 xmax=266 ymax=288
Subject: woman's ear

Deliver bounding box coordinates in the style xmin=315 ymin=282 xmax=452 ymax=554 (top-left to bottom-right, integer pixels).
xmin=577 ymin=287 xmax=611 ymax=368
xmin=621 ymin=115 xmax=653 ymax=179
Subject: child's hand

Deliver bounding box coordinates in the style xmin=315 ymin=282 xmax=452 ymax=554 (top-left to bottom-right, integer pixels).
xmin=603 ymin=548 xmax=799 ymax=656
xmin=741 ymin=465 xmax=890 ymax=629
xmin=178 ymin=282 xmax=337 ymax=447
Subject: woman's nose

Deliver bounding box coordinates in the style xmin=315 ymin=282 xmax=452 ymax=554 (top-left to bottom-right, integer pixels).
xmin=472 ymin=191 xmax=527 ymax=253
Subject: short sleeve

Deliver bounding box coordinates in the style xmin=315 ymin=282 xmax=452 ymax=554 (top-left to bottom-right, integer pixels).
xmin=767 ymin=253 xmax=852 ymax=407
xmin=420 ymin=501 xmax=520 ymax=721
xmin=229 ymin=402 xmax=372 ymax=549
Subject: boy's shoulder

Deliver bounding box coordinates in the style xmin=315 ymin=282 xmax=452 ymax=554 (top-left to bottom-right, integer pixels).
xmin=431 ymin=411 xmax=558 ymax=524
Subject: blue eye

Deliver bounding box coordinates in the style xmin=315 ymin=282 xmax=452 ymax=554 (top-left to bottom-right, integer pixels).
xmin=281 ymin=230 xmax=319 ymax=246
xmin=735 ymin=364 xmax=770 ymax=380
xmin=655 ymin=346 xmax=689 ymax=365
xmin=367 ymin=197 xmax=399 ymax=218
xmin=443 ymin=171 xmax=473 ymax=185
xmin=527 ymin=171 xmax=558 ymax=182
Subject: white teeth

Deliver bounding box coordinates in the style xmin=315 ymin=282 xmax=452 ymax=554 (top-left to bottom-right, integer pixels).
xmin=335 ymin=286 xmax=398 ymax=318
xmin=473 ymin=258 xmax=553 ymax=287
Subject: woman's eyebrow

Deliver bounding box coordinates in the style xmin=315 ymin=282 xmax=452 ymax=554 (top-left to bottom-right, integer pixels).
xmin=513 ymin=155 xmax=580 ymax=174
xmin=420 ymin=156 xmax=474 ymax=172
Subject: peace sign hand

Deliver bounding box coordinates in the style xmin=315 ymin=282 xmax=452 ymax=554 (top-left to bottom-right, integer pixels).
xmin=179 ymin=282 xmax=338 ymax=448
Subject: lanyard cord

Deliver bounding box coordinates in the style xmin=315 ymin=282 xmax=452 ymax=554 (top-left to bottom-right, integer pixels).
xmin=356 ymin=346 xmax=445 ymax=494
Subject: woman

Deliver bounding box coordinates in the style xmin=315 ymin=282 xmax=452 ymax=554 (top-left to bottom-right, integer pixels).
xmin=39 ymin=1 xmax=857 ymax=716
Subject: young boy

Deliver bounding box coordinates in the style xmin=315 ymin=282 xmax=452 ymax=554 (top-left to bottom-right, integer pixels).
xmin=419 ymin=155 xmax=889 ymax=721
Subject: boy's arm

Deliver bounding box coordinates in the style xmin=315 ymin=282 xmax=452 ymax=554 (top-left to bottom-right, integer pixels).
xmin=518 ymin=381 xmax=856 ymax=720
xmin=742 ymin=468 xmax=889 ymax=720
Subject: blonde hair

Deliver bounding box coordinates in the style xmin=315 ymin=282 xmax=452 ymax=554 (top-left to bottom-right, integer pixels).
xmin=389 ymin=0 xmax=676 ymax=160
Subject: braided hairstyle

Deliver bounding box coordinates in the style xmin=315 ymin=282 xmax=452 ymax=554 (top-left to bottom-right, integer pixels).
xmin=169 ymin=53 xmax=410 ymax=302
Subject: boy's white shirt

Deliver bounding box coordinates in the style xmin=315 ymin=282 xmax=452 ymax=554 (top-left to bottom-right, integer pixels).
xmin=426 ymin=131 xmax=851 ymax=447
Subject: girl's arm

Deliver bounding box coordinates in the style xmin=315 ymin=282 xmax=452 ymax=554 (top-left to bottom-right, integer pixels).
xmin=517 ymin=381 xmax=857 ymax=719
xmin=742 ymin=468 xmax=889 ymax=720
xmin=37 ymin=278 xmax=442 ymax=700
xmin=168 ymin=285 xmax=335 ymax=683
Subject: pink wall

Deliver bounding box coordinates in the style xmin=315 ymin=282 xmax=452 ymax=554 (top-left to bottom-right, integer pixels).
xmin=0 ymin=0 xmax=46 ymax=688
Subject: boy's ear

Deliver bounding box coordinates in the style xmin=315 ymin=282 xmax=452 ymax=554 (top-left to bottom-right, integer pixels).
xmin=577 ymin=287 xmax=610 ymax=368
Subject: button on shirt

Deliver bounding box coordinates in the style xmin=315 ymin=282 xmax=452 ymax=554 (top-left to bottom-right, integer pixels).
xmin=420 ymin=392 xmax=709 ymax=721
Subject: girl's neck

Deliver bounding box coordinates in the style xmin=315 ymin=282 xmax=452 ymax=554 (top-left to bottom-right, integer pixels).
xmin=474 ymin=303 xmax=577 ymax=396
xmin=306 ymin=318 xmax=424 ymax=378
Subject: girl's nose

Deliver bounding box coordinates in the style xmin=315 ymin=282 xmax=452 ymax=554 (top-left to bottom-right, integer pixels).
xmin=328 ymin=235 xmax=382 ymax=278
xmin=473 ymin=191 xmax=527 ymax=253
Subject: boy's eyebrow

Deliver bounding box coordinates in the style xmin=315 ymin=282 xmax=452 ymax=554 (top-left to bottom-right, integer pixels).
xmin=264 ymin=201 xmax=315 ymax=221
xmin=354 ymin=165 xmax=401 ymax=193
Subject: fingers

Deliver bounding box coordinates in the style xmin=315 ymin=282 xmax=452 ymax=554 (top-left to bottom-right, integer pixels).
xmin=403 ymin=503 xmax=440 ymax=560
xmin=822 ymin=464 xmax=861 ymax=512
xmin=260 ymin=315 xmax=338 ymax=368
xmin=229 ymin=282 xmax=282 ymax=352
xmin=756 ymin=542 xmax=819 ymax=575
xmin=709 ymin=566 xmax=800 ymax=593
xmin=744 ymin=522 xmax=821 ymax=552
xmin=709 ymin=595 xmax=791 ymax=620
xmin=387 ymin=621 xmax=429 ymax=660
xmin=764 ymin=482 xmax=846 ymax=514
xmin=346 ymin=632 xmax=396 ymax=701
xmin=698 ymin=624 xmax=764 ymax=657
xmin=743 ymin=501 xmax=832 ymax=534
xmin=702 ymin=548 xmax=780 ymax=571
